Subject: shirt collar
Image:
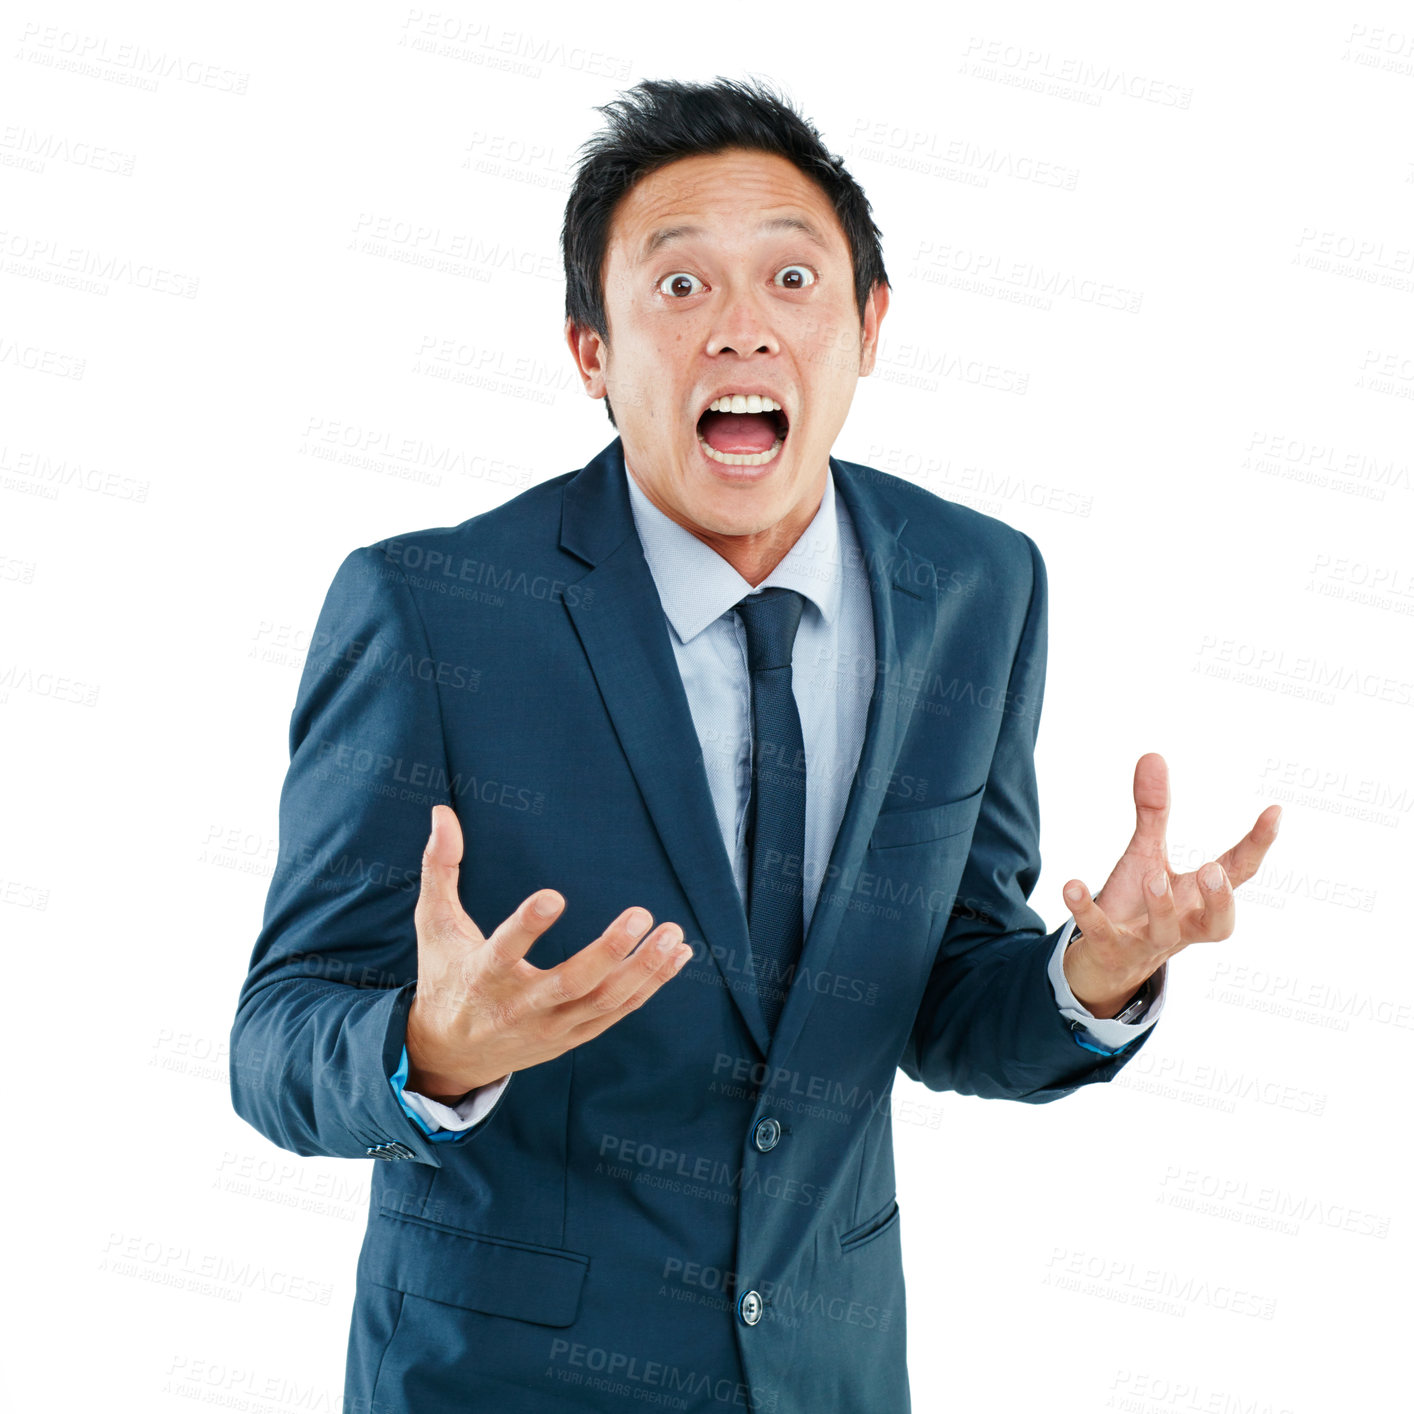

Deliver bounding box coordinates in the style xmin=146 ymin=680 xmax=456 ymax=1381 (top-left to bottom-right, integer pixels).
xmin=624 ymin=463 xmax=843 ymax=645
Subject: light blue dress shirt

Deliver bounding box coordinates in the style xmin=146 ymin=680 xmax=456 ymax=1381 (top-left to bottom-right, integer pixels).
xmin=395 ymin=462 xmax=1163 ymax=1135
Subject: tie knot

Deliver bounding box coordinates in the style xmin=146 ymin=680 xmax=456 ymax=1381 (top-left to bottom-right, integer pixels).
xmin=734 ymin=587 xmax=806 ymax=673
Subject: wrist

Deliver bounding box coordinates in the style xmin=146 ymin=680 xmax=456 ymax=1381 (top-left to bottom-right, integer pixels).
xmin=405 ymin=1003 xmax=511 ymax=1100
xmin=403 ymin=1057 xmax=481 ymax=1104
xmin=404 ymin=1065 xmax=473 ymax=1107
xmin=1063 ymin=929 xmax=1154 ymax=1020
xmin=404 ymin=1001 xmax=472 ymax=1103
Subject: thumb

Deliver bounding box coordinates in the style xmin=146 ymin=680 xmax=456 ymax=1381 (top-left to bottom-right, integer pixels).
xmin=1130 ymin=751 xmax=1170 ymax=846
xmin=418 ymin=803 xmax=468 ymax=927
xmin=427 ymin=802 xmax=463 ymax=860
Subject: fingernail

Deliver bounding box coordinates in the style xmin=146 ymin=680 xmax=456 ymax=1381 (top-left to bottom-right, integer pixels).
xmin=1147 ymin=872 xmax=1167 ymax=897
xmin=534 ymin=892 xmax=560 ymax=917
xmin=429 ymin=808 xmax=439 ymax=842
xmin=1064 ymin=884 xmax=1083 ymax=904
xmin=626 ymin=908 xmax=650 ymax=935
xmin=1201 ymin=863 xmax=1225 ymax=890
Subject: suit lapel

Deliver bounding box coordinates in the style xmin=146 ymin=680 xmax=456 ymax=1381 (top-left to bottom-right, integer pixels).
xmin=562 ymin=440 xmax=772 ymax=1054
xmin=558 ymin=439 xmax=945 ymax=1066
xmin=764 ymin=459 xmax=941 ymax=1067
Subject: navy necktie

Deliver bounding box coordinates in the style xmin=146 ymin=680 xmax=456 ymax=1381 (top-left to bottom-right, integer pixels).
xmin=734 ymin=587 xmax=807 ymax=1033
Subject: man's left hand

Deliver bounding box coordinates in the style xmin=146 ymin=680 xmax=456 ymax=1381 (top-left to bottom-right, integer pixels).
xmin=1060 ymin=752 xmax=1282 ymax=1019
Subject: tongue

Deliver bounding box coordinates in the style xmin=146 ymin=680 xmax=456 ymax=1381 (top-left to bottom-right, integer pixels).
xmin=698 ymin=411 xmax=779 ymax=455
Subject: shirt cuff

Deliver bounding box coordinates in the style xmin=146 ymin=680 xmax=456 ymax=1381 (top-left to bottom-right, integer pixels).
xmin=1048 ymin=916 xmax=1166 ymax=1055
xmin=389 ymin=1045 xmax=511 ymax=1140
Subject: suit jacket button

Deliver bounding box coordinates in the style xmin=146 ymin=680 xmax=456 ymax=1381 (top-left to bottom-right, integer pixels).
xmin=753 ymin=1118 xmax=781 ymax=1152
xmin=738 ymin=1289 xmax=763 ymax=1326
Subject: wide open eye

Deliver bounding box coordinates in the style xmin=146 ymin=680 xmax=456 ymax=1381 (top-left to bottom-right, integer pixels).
xmin=658 ymin=272 xmax=705 ymax=298
xmin=774 ymin=265 xmax=816 ymax=290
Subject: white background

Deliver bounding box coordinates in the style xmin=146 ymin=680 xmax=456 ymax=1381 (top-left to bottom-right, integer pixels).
xmin=5 ymin=3 xmax=1409 ymax=1410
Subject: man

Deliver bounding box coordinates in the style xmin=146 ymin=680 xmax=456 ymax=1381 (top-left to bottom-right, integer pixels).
xmin=231 ymin=77 xmax=1280 ymax=1413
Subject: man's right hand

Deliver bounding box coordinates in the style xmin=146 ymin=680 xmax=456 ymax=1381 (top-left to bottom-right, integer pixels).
xmin=404 ymin=803 xmax=693 ymax=1104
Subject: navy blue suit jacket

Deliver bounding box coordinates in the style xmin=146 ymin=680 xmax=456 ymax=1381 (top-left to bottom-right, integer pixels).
xmin=231 ymin=437 xmax=1156 ymax=1413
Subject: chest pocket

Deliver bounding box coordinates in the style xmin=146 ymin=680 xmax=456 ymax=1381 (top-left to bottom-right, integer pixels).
xmin=868 ymin=783 xmax=985 ymax=850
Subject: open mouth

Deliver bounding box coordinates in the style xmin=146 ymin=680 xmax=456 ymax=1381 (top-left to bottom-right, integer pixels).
xmin=695 ymin=396 xmax=790 ymax=468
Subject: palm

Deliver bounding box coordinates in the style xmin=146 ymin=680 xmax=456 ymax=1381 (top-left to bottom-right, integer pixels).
xmin=418 ymin=808 xmax=551 ymax=993
xmin=1066 ymin=752 xmax=1281 ymax=970
xmin=1096 ymin=852 xmax=1209 ymax=942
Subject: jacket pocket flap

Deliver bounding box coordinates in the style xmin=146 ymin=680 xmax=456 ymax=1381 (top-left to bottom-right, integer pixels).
xmin=869 ymin=784 xmax=985 ymax=850
xmin=365 ymin=1202 xmax=590 ymax=1327
xmin=839 ymin=1197 xmax=900 ymax=1252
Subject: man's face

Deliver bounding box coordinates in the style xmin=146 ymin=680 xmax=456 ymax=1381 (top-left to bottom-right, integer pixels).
xmin=568 ymin=147 xmax=888 ymax=562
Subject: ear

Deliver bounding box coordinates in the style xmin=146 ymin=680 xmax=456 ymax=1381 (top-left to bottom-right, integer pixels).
xmin=857 ymin=280 xmax=891 ymax=377
xmin=566 ymin=316 xmax=609 ymax=401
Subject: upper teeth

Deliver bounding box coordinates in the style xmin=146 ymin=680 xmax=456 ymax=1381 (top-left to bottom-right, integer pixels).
xmin=707 ymin=395 xmax=782 ymax=414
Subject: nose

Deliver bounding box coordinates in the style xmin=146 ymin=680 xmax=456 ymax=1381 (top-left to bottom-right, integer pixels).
xmin=705 ymin=280 xmax=779 ymax=359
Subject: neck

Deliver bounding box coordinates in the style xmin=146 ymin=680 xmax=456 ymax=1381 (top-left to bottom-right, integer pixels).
xmin=626 ymin=462 xmax=827 ymax=587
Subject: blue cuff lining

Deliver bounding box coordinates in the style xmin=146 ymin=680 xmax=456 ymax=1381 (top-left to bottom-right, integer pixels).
xmin=1071 ymin=1031 xmax=1134 ymax=1058
xmin=389 ymin=1044 xmax=463 ymax=1143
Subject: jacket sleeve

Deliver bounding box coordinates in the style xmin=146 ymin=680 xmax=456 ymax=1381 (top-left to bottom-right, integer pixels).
xmin=229 ymin=544 xmax=510 ymax=1164
xmin=898 ymin=531 xmax=1159 ymax=1103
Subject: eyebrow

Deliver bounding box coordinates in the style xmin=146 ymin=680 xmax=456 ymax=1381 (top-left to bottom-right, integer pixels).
xmin=638 ymin=215 xmax=832 ymax=263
